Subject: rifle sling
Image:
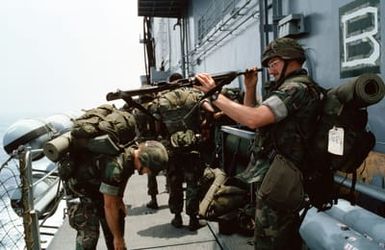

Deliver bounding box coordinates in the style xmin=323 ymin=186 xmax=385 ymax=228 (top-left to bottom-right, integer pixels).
xmin=121 ymin=95 xmax=160 ymax=122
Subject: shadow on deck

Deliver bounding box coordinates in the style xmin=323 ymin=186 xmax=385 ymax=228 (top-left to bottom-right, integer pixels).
xmin=47 ymin=174 xmax=254 ymax=250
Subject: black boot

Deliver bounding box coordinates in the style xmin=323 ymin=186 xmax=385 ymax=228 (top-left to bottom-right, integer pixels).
xmin=188 ymin=215 xmax=207 ymax=231
xmin=146 ymin=195 xmax=159 ymax=209
xmin=171 ymin=213 xmax=183 ymax=228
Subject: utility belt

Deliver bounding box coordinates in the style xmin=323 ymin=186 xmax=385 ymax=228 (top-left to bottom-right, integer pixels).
xmin=67 ymin=196 xmax=99 ymax=205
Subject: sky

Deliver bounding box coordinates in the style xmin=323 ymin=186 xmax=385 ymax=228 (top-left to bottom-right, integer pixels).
xmin=0 ymin=0 xmax=145 ymax=119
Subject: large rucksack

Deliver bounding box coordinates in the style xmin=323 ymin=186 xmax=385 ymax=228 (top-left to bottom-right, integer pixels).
xmin=297 ymin=74 xmax=384 ymax=211
xmin=71 ymin=104 xmax=137 ymax=147
xmin=150 ymin=87 xmax=203 ymax=135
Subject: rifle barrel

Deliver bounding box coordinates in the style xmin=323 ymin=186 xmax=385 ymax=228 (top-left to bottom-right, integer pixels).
xmin=106 ymin=68 xmax=263 ymax=101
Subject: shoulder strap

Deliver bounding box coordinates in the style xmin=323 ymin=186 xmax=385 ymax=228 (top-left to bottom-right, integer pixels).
xmin=288 ymin=75 xmax=326 ymax=102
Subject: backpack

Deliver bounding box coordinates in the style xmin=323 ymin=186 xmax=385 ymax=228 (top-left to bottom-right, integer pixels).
xmin=151 ymin=87 xmax=203 ymax=134
xmin=293 ymin=74 xmax=382 ymax=211
xmin=71 ymin=104 xmax=137 ymax=147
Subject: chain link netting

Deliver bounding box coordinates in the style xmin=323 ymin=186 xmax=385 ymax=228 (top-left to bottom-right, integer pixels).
xmin=0 ymin=149 xmax=64 ymax=250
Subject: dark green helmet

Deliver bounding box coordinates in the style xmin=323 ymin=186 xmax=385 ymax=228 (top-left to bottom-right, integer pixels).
xmin=261 ymin=37 xmax=305 ymax=67
xmin=138 ymin=140 xmax=168 ymax=173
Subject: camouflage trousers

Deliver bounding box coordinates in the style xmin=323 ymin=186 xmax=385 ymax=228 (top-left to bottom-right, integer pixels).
xmin=68 ymin=199 xmax=124 ymax=250
xmin=147 ymin=171 xmax=159 ymax=196
xmin=253 ymin=174 xmax=302 ymax=250
xmin=167 ymin=151 xmax=203 ymax=216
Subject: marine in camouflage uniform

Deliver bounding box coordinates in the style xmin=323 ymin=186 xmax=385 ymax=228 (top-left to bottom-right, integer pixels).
xmin=61 ymin=106 xmax=168 ymax=249
xmin=148 ymin=85 xmax=209 ymax=230
xmin=64 ymin=145 xmax=134 ymax=250
xmin=196 ymin=38 xmax=322 ymax=250
xmin=130 ymin=95 xmax=163 ymax=209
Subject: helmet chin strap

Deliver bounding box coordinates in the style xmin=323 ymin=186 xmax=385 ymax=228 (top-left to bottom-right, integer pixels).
xmin=276 ymin=60 xmax=289 ymax=86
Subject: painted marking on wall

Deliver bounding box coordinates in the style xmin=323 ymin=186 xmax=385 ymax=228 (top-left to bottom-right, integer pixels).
xmin=339 ymin=0 xmax=381 ymax=78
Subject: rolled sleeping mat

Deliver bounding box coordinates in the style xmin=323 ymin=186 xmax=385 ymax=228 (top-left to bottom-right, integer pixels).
xmin=43 ymin=132 xmax=72 ymax=162
xmin=199 ymin=168 xmax=227 ymax=218
xmin=329 ymin=73 xmax=385 ymax=107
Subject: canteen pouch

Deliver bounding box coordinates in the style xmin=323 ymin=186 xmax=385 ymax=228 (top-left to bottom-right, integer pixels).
xmin=258 ymin=154 xmax=304 ymax=211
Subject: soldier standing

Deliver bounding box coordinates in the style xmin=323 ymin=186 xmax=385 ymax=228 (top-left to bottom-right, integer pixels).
xmin=196 ymin=38 xmax=322 ymax=249
xmin=137 ymin=73 xmax=185 ymax=209
xmin=148 ymin=79 xmax=211 ymax=230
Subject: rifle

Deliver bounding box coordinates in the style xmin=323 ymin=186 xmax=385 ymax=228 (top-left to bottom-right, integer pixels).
xmin=106 ymin=69 xmax=262 ymax=101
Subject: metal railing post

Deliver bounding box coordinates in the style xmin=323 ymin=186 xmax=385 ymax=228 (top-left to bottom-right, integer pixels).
xmin=20 ymin=147 xmax=41 ymax=250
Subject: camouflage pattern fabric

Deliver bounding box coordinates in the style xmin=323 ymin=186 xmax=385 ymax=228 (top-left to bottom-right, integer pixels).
xmin=261 ymin=37 xmax=306 ymax=67
xmin=147 ymin=171 xmax=159 ymax=196
xmin=138 ymin=140 xmax=169 ymax=173
xmin=144 ymin=139 xmax=170 ymax=197
xmin=168 ymin=150 xmax=203 ymax=216
xmin=68 ymin=200 xmax=117 ymax=250
xmin=148 ymin=87 xmax=203 ymax=134
xmin=148 ymin=87 xmax=205 ymax=217
xmin=254 ymin=176 xmax=302 ymax=250
xmin=71 ymin=104 xmax=137 ymax=145
xmin=99 ymin=147 xmax=135 ymax=197
xmin=243 ymin=71 xmax=320 ymax=250
xmin=251 ymin=71 xmax=321 ymax=168
xmin=64 ymin=147 xmax=133 ymax=249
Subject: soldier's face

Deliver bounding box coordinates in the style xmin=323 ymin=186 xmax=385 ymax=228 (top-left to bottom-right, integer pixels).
xmin=139 ymin=166 xmax=151 ymax=175
xmin=134 ymin=157 xmax=151 ymax=175
xmin=267 ymin=57 xmax=284 ymax=80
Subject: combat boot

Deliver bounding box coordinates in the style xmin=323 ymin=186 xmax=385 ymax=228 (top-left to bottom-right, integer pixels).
xmin=188 ymin=215 xmax=207 ymax=231
xmin=171 ymin=213 xmax=183 ymax=228
xmin=146 ymin=195 xmax=159 ymax=209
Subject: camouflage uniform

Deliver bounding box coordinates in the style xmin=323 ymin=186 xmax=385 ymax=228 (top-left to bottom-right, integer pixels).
xmin=148 ymin=87 xmax=205 ymax=227
xmin=131 ymin=101 xmax=163 ymax=206
xmin=235 ymin=38 xmax=322 ymax=250
xmin=237 ymin=70 xmax=321 ymax=250
xmin=65 ymin=148 xmax=135 ymax=250
xmin=167 ymin=140 xmax=202 ymax=216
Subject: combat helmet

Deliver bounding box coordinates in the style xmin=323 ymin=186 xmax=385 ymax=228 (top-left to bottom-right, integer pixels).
xmin=261 ymin=37 xmax=305 ymax=67
xmin=138 ymin=140 xmax=168 ymax=173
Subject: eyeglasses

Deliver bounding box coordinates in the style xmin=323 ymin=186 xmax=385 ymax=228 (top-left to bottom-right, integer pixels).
xmin=267 ymin=59 xmax=281 ymax=69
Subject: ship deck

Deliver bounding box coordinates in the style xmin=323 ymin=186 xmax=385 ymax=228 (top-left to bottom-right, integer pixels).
xmin=47 ymin=173 xmax=254 ymax=250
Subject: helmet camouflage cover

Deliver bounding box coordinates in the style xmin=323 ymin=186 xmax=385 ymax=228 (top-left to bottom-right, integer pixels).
xmin=261 ymin=37 xmax=305 ymax=67
xmin=138 ymin=140 xmax=168 ymax=173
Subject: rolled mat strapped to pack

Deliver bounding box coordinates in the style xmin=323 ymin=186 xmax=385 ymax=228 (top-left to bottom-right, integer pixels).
xmin=329 ymin=73 xmax=385 ymax=107
xmin=44 ymin=133 xmax=122 ymax=162
xmin=43 ymin=132 xmax=72 ymax=162
xmin=199 ymin=168 xmax=227 ymax=218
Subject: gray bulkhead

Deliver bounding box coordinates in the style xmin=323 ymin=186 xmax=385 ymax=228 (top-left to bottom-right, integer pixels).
xmin=151 ymin=0 xmax=385 ymax=153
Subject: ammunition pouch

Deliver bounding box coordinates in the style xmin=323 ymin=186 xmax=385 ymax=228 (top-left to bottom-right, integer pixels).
xmin=258 ymin=154 xmax=304 ymax=212
xmin=170 ymin=130 xmax=199 ymax=150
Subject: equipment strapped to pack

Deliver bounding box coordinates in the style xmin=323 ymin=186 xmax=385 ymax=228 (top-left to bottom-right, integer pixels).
xmin=295 ymin=73 xmax=384 ymax=211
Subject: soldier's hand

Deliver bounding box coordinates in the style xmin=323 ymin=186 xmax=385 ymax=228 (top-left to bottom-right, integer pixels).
xmin=244 ymin=67 xmax=259 ymax=90
xmin=195 ymin=73 xmax=216 ymax=94
xmin=113 ymin=236 xmax=126 ymax=250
